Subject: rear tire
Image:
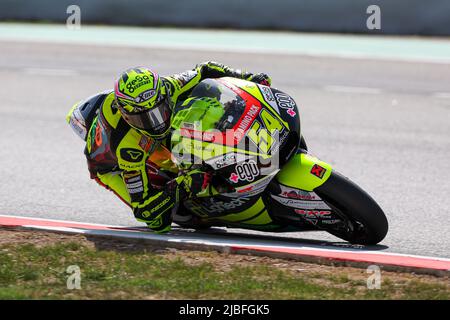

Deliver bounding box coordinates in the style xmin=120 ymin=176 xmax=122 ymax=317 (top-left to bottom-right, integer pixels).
xmin=314 ymin=171 xmax=388 ymax=245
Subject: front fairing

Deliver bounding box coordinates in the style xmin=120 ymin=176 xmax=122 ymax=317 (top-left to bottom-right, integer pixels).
xmin=170 ymin=77 xmax=300 ymax=198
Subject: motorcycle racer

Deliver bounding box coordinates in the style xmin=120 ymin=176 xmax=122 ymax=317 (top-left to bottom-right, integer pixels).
xmin=66 ymin=61 xmax=271 ymax=233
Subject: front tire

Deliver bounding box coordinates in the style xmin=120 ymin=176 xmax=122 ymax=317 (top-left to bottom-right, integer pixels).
xmin=314 ymin=171 xmax=388 ymax=245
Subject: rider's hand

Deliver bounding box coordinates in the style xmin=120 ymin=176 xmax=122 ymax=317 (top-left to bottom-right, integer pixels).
xmin=181 ymin=169 xmax=212 ymax=197
xmin=247 ymin=73 xmax=272 ymax=87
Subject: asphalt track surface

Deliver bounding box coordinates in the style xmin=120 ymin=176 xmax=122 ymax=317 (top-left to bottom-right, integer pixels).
xmin=0 ymin=29 xmax=449 ymax=258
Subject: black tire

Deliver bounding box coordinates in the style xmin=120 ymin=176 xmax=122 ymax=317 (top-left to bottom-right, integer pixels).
xmin=314 ymin=171 xmax=388 ymax=245
xmin=300 ymin=135 xmax=308 ymax=151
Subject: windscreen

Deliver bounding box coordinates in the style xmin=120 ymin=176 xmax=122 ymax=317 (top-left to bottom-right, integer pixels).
xmin=189 ymin=79 xmax=246 ymax=131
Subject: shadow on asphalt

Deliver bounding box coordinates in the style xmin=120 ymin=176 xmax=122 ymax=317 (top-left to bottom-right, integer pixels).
xmin=119 ymin=225 xmax=389 ymax=252
xmin=1 ymin=224 xmax=388 ymax=255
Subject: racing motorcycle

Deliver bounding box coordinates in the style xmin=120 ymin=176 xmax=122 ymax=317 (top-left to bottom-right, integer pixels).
xmin=164 ymin=77 xmax=388 ymax=245
xmin=143 ymin=77 xmax=388 ymax=245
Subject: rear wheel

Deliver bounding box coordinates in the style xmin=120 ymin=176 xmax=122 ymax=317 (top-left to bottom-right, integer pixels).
xmin=314 ymin=171 xmax=388 ymax=245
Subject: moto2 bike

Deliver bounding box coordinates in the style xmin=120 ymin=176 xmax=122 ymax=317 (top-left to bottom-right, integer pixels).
xmin=166 ymin=77 xmax=388 ymax=245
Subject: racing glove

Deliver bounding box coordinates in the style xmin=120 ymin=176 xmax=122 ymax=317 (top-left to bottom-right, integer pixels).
xmin=134 ymin=170 xmax=211 ymax=234
xmin=146 ymin=212 xmax=173 ymax=234
xmin=246 ymin=72 xmax=272 ymax=87
xmin=196 ymin=61 xmax=272 ymax=87
xmin=133 ymin=178 xmax=181 ymax=234
xmin=180 ymin=169 xmax=212 ymax=198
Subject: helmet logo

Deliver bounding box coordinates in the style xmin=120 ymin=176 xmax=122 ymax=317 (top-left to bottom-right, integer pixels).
xmin=125 ymin=75 xmax=151 ymax=93
xmin=134 ymin=90 xmax=156 ymax=103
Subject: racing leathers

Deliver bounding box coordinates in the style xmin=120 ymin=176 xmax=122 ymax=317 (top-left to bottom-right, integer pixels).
xmin=67 ymin=61 xmax=271 ymax=233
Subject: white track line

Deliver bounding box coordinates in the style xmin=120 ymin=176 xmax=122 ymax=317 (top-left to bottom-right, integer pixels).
xmin=2 ymin=214 xmax=449 ymax=263
xmin=0 ymin=214 xmax=121 ymax=228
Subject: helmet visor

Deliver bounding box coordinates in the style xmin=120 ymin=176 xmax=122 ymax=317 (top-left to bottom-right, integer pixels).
xmin=120 ymin=99 xmax=171 ymax=137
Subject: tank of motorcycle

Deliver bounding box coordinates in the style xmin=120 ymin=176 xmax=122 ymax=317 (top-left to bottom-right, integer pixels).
xmin=170 ymin=77 xmax=301 ymax=194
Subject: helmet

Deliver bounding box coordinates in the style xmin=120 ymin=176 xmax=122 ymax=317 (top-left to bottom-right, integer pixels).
xmin=114 ymin=67 xmax=171 ymax=138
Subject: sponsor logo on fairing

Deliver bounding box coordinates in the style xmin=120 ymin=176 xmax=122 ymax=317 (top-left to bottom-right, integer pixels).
xmin=274 ymin=92 xmax=296 ymax=109
xmin=214 ymin=153 xmax=237 ymax=169
xmin=203 ymin=197 xmax=250 ymax=213
xmin=321 ymin=219 xmax=341 ymax=225
xmin=234 ymin=105 xmax=261 ymax=141
xmin=270 ymin=194 xmax=331 ymax=210
xmin=239 ymin=105 xmax=260 ymax=129
xmin=310 ymin=164 xmax=327 ymax=179
xmin=294 ymin=209 xmax=339 ymax=226
xmin=261 ymin=86 xmax=275 ymax=102
xmin=257 ymin=84 xmax=281 ymax=115
xmin=229 ymin=160 xmax=260 ymax=183
xmin=221 ymin=171 xmax=277 ymax=198
xmin=279 ymin=185 xmax=318 ymax=200
xmin=274 ymin=92 xmax=297 ymax=117
xmin=286 ymin=108 xmax=296 ymax=117
xmin=294 ymin=209 xmax=332 ymax=218
xmin=267 ymin=130 xmax=288 ymax=155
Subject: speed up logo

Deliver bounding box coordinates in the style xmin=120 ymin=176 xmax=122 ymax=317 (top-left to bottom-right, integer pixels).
xmin=229 ymin=160 xmax=260 ymax=183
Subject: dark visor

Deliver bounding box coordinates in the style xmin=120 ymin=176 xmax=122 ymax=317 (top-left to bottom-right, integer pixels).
xmin=120 ymin=100 xmax=171 ymax=136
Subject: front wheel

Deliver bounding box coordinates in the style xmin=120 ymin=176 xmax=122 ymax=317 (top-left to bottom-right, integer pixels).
xmin=314 ymin=171 xmax=388 ymax=245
